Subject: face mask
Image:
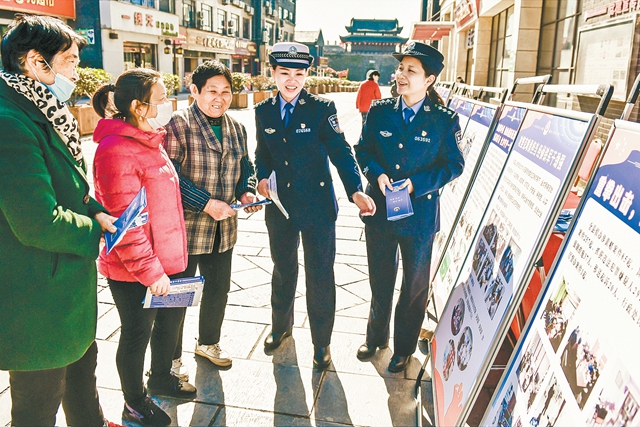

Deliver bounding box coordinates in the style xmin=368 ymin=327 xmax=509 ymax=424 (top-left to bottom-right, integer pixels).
xmin=32 ymin=59 xmax=76 ymax=103
xmin=145 ymin=101 xmax=173 ymax=129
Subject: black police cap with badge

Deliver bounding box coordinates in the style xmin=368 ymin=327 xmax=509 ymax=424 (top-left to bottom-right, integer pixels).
xmin=269 ymin=42 xmax=314 ymax=69
xmin=392 ymin=41 xmax=444 ymax=76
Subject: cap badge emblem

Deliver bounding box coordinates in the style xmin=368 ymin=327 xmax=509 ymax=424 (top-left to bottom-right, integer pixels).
xmin=289 ymin=45 xmax=298 ymax=54
xmin=406 ymin=41 xmax=416 ymax=52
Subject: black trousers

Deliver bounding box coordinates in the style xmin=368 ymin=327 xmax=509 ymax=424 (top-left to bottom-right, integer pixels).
xmin=364 ymin=224 xmax=435 ymax=356
xmin=9 ymin=341 xmax=105 ymax=427
xmin=266 ymin=209 xmax=337 ymax=348
xmin=174 ymin=228 xmax=233 ymax=352
xmin=109 ymin=279 xmax=185 ymax=404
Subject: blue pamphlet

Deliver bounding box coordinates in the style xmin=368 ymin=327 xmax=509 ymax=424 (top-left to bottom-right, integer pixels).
xmin=143 ymin=276 xmax=205 ymax=308
xmin=229 ymin=198 xmax=272 ymax=210
xmin=386 ymin=179 xmax=414 ymax=221
xmin=104 ymin=187 xmax=147 ymax=255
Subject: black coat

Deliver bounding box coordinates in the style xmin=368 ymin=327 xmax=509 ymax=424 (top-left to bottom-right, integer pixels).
xmin=355 ymin=96 xmax=465 ymax=236
xmin=254 ymin=89 xmax=363 ymax=229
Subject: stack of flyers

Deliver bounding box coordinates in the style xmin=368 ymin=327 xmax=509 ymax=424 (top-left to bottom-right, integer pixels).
xmin=142 ymin=276 xmax=205 ymax=308
xmin=385 ymin=179 xmax=414 ymax=221
xmin=268 ymin=170 xmax=290 ymax=219
xmin=105 ymin=187 xmax=148 ymax=254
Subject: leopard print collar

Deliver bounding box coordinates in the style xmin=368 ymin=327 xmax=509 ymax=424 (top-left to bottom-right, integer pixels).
xmin=0 ymin=71 xmax=83 ymax=167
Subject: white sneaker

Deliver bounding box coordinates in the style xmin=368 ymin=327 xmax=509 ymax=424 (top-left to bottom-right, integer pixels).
xmin=171 ymin=357 xmax=189 ymax=382
xmin=195 ymin=343 xmax=232 ymax=367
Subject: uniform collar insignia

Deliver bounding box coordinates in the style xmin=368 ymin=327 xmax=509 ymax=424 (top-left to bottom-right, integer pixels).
xmin=298 ymin=98 xmax=306 ymax=105
xmin=424 ymin=105 xmax=431 ymax=112
xmin=380 ymin=130 xmax=392 ymax=137
xmin=265 ymin=128 xmax=276 ymax=134
xmin=271 ymin=97 xmax=278 ymax=105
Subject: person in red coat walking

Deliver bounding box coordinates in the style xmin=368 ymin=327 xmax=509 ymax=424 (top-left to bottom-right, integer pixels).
xmin=356 ymin=69 xmax=382 ymax=125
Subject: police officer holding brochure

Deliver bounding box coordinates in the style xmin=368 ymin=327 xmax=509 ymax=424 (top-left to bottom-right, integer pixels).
xmin=254 ymin=42 xmax=376 ymax=370
xmin=354 ymin=41 xmax=465 ymax=372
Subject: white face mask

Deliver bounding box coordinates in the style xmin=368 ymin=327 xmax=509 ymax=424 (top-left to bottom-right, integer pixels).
xmin=30 ymin=59 xmax=76 ymax=103
xmin=144 ymin=101 xmax=173 ymax=129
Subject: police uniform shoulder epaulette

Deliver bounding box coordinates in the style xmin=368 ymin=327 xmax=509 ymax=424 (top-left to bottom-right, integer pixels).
xmin=371 ymin=97 xmax=395 ymax=107
xmin=307 ymin=92 xmax=331 ymax=106
xmin=254 ymin=97 xmax=273 ymax=109
xmin=434 ymin=103 xmax=456 ymax=118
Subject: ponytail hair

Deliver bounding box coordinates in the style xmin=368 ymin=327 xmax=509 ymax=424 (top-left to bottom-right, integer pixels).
xmin=92 ymin=68 xmax=161 ymax=121
xmin=421 ymin=64 xmax=444 ymax=106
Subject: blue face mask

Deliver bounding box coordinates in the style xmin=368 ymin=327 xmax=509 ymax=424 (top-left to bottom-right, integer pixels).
xmin=32 ymin=59 xmax=76 ymax=103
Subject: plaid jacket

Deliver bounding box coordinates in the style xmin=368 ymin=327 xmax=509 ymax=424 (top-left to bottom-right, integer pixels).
xmin=165 ymin=102 xmax=256 ymax=254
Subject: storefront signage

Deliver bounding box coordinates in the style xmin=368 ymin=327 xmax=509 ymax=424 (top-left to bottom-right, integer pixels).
xmin=585 ymin=0 xmax=640 ymax=21
xmin=186 ymin=28 xmax=235 ymax=54
xmin=0 ymin=0 xmax=75 ymax=19
xmin=432 ymin=102 xmax=497 ymax=280
xmin=455 ymin=0 xmax=478 ymax=28
xmin=76 ymin=28 xmax=95 ymax=45
xmin=483 ymin=118 xmax=640 ymax=427
xmin=433 ymin=105 xmax=526 ymax=317
xmin=431 ymin=107 xmax=595 ymax=426
xmin=235 ymin=39 xmax=257 ymax=56
xmin=102 ymin=1 xmax=179 ymax=36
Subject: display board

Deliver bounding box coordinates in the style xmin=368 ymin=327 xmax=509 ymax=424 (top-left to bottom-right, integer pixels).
xmin=482 ymin=119 xmax=640 ymax=427
xmin=449 ymin=95 xmax=474 ymax=133
xmin=431 ymin=102 xmax=498 ymax=277
xmin=432 ymin=104 xmax=527 ymax=317
xmin=436 ymin=86 xmax=452 ymax=105
xmin=431 ymin=106 xmax=598 ymax=427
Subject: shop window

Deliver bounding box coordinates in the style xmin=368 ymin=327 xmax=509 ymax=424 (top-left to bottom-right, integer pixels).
xmin=217 ymin=9 xmax=227 ymax=34
xmin=123 ymin=42 xmax=156 ymax=71
xmin=125 ymin=0 xmax=155 ymax=7
xmin=182 ymin=0 xmax=195 ymax=28
xmin=536 ymin=0 xmax=580 ymax=85
xmin=158 ymin=0 xmax=174 ymax=13
xmin=200 ymin=4 xmax=212 ymax=32
xmin=488 ymin=6 xmax=515 ymax=88
xmin=230 ymin=14 xmax=240 ymax=37
xmin=243 ymin=18 xmax=251 ymax=39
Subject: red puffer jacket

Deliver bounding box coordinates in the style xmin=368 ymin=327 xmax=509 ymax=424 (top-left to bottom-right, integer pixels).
xmin=93 ymin=118 xmax=187 ymax=286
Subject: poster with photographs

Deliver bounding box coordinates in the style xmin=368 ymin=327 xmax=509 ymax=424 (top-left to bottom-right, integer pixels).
xmin=432 ymin=107 xmax=595 ymax=427
xmin=436 ymin=86 xmax=452 ymax=105
xmin=432 ymin=103 xmax=497 ymax=276
xmin=483 ymin=119 xmax=640 ymax=427
xmin=449 ymin=95 xmax=474 ymax=133
xmin=433 ymin=105 xmax=527 ymax=317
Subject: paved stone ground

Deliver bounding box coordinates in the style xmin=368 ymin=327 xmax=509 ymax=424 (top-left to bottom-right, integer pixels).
xmin=0 ymin=88 xmax=437 ymax=427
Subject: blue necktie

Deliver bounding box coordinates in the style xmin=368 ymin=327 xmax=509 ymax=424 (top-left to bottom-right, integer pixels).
xmin=403 ymin=107 xmax=415 ymax=125
xmin=283 ymin=102 xmax=294 ymax=128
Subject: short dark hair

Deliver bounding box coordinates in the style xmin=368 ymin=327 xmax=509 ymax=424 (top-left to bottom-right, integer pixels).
xmin=1 ymin=14 xmax=87 ymax=74
xmin=92 ymin=68 xmax=161 ymax=121
xmin=191 ymin=60 xmax=232 ymax=92
xmin=367 ymin=69 xmax=380 ymax=80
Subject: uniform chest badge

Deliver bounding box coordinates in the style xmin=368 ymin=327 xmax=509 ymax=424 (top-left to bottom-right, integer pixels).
xmin=296 ymin=123 xmax=311 ymax=133
xmin=301 ymin=123 xmax=306 ymax=128
xmin=421 ymin=131 xmax=427 ymax=137
xmin=265 ymin=128 xmax=276 ymax=134
xmin=380 ymin=131 xmax=392 ymax=137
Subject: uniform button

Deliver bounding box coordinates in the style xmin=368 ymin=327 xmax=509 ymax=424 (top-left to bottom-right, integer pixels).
xmin=428 ymin=194 xmax=432 ymax=200
xmin=83 ymin=195 xmax=90 ymax=204
xmin=320 ymin=182 xmax=325 ymax=186
xmin=398 ymin=143 xmax=403 ymax=149
xmin=395 ymin=164 xmax=400 ymax=170
xmin=283 ymin=138 xmax=287 ymax=143
xmin=287 ymin=182 xmax=291 ymax=187
xmin=284 ymin=161 xmax=288 ymax=166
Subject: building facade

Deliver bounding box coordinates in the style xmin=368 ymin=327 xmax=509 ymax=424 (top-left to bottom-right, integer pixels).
xmin=340 ymin=18 xmax=408 ymax=54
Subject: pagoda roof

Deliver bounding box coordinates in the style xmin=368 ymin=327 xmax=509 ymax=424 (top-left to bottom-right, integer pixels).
xmin=339 ymin=34 xmax=408 ymax=44
xmin=345 ymin=18 xmax=402 ymax=35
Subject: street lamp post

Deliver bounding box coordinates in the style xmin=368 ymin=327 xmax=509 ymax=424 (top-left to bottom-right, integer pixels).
xmin=164 ymin=39 xmax=183 ymax=76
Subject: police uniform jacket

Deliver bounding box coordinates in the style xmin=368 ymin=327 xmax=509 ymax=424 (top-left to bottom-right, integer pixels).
xmin=355 ymin=96 xmax=464 ymax=237
xmin=255 ymin=89 xmax=363 ymax=229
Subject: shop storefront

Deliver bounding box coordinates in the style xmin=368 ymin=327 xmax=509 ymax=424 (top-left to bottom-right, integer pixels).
xmin=185 ymin=28 xmax=235 ymax=72
xmin=99 ymin=1 xmax=178 ymax=77
xmin=233 ymin=39 xmax=257 ymax=73
xmin=0 ymin=1 xmax=76 ymax=41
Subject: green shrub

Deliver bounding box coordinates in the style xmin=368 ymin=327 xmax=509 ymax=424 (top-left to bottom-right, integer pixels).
xmin=231 ymin=72 xmax=249 ymax=94
xmin=161 ymin=72 xmax=181 ymax=96
xmin=70 ymin=67 xmax=113 ymax=106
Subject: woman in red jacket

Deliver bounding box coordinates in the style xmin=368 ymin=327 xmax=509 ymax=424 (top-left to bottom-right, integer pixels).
xmin=356 ymin=69 xmax=382 ymax=125
xmin=92 ymin=69 xmax=195 ymax=427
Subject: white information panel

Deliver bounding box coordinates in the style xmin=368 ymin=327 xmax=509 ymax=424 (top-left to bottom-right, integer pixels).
xmin=483 ymin=119 xmax=640 ymax=427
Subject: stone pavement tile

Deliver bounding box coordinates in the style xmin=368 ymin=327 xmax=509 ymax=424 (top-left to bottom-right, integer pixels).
xmin=212 ymin=406 xmax=351 ymax=426
xmin=96 ymin=305 xmax=121 ymax=341
xmin=341 ymin=280 xmax=372 ymax=302
xmin=335 ymin=302 xmax=371 ymax=319
xmin=236 ymin=217 xmax=268 ymax=233
xmin=331 ymin=315 xmax=368 ymax=335
xmin=96 ymin=339 xmax=128 ymax=390
xmin=97 ymin=285 xmax=114 ymax=304
xmin=248 ymin=327 xmax=316 ymax=368
xmin=243 ymin=254 xmax=274 ymax=273
xmin=335 ymin=286 xmax=367 ymax=312
xmin=313 ymin=370 xmax=420 ymax=427
xmin=236 ymin=230 xmax=271 ymax=248
xmin=232 ymin=245 xmax=262 ymax=256
xmin=98 ymin=301 xmax=114 ymax=319
xmin=337 ymin=205 xmax=362 ymax=218
xmin=335 ymin=225 xmax=363 ymax=241
xmin=334 ymin=254 xmax=369 ymax=267
xmin=335 ymin=215 xmax=367 ymax=229
xmin=333 ymin=264 xmax=368 ymax=286
xmin=224 ymin=305 xmax=307 ymax=330
xmin=227 ymin=283 xmax=274 ymax=308
xmin=231 ymin=267 xmax=272 ymax=289
xmin=231 ymin=254 xmax=258 ymax=273
xmin=187 ymin=357 xmax=322 ymax=417
xmin=0 ymin=386 xmax=9 ymax=427
xmin=336 ymin=239 xmax=367 ymax=257
xmin=229 ymin=281 xmax=242 ymax=293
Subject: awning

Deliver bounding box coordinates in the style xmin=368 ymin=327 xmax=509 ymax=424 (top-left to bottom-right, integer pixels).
xmin=411 ymin=22 xmax=455 ymax=41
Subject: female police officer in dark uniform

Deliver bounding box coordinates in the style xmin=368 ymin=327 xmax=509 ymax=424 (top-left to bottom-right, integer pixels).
xmin=354 ymin=42 xmax=465 ymax=373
